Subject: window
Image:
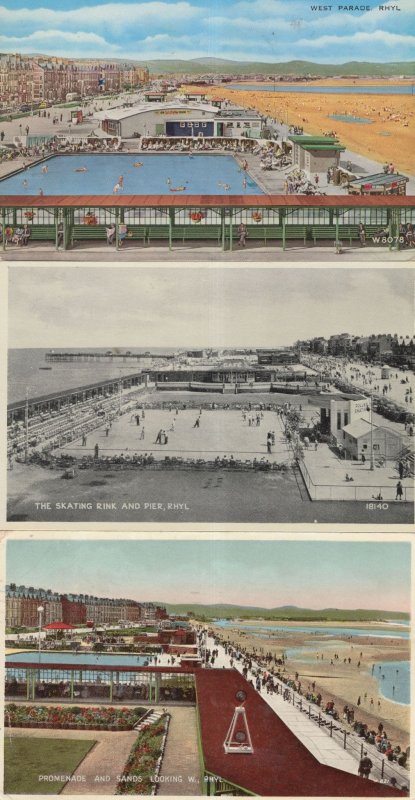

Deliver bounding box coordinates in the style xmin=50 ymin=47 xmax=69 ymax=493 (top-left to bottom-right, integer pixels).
xmin=202 ymin=122 xmax=207 ymax=128
xmin=194 ymin=122 xmax=199 ymax=128
xmin=344 ymin=412 xmax=349 ymax=426
xmin=373 ymin=444 xmax=380 ymax=451
xmin=337 ymin=412 xmax=342 ymax=430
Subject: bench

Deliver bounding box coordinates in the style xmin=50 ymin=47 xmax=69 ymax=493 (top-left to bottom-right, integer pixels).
xmin=124 ymin=225 xmax=147 ymax=245
xmin=183 ymin=226 xmax=222 ymax=243
xmin=312 ymin=224 xmax=383 ymax=245
xmin=229 ymin=226 xmax=283 ymax=244
xmin=27 ymin=225 xmax=56 ymax=241
xmin=70 ymin=225 xmax=107 ymax=246
xmin=283 ymin=225 xmax=310 ymax=245
xmin=146 ymin=225 xmax=170 ymax=243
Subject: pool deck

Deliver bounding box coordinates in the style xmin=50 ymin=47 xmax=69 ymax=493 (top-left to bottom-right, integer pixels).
xmin=2 ymin=241 xmax=414 ymax=262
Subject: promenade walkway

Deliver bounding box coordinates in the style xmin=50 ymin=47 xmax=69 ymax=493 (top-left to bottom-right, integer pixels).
xmin=157 ymin=707 xmax=201 ymax=795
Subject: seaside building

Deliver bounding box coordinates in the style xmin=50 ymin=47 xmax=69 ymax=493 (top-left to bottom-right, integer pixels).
xmin=5 ymin=583 xmax=166 ymax=629
xmin=0 ymin=54 xmax=149 ymax=105
xmin=99 ymin=101 xmax=263 ymax=139
xmin=288 ymin=134 xmax=346 ymax=175
xmin=348 ymin=173 xmax=409 ymax=196
xmin=308 ymin=393 xmax=370 ymax=441
xmin=341 ymin=419 xmax=404 ymax=461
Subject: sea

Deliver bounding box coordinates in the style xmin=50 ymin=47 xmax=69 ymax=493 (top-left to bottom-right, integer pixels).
xmin=8 ymin=347 xmax=178 ymax=405
xmin=215 ymin=619 xmax=410 ymax=705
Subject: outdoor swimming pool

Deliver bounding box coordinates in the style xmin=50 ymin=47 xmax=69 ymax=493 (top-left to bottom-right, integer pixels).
xmin=6 ymin=650 xmax=159 ymax=683
xmin=6 ymin=651 xmax=154 ymax=667
xmin=0 ymin=154 xmax=263 ymax=196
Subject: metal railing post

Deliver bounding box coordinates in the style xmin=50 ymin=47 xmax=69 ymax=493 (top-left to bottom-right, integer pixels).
xmin=343 ymin=730 xmax=347 ymax=750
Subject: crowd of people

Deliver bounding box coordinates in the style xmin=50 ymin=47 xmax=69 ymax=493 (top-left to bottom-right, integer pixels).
xmin=202 ymin=627 xmax=409 ymax=789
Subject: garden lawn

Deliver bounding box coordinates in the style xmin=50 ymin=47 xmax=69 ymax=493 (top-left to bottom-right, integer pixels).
xmin=4 ymin=736 xmax=96 ymax=794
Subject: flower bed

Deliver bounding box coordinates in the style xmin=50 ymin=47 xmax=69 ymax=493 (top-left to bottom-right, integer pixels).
xmin=5 ymin=703 xmax=145 ymax=730
xmin=116 ymin=715 xmax=170 ymax=795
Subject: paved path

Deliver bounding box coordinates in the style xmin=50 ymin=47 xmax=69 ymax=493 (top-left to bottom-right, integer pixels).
xmin=2 ymin=242 xmax=414 ymax=262
xmin=157 ymin=707 xmax=201 ymax=795
xmin=6 ymin=726 xmax=136 ymax=794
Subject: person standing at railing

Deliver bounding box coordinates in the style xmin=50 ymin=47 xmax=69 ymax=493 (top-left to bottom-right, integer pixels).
xmin=358 ymin=752 xmax=373 ymax=779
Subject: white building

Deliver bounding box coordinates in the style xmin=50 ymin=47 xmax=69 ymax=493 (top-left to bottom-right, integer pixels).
xmin=99 ymin=101 xmax=263 ymax=139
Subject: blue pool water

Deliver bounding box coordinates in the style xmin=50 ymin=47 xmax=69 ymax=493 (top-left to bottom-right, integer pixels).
xmin=6 ymin=651 xmax=152 ymax=667
xmin=214 ymin=619 xmax=410 ymax=639
xmin=0 ymin=154 xmax=263 ymax=196
xmin=228 ymin=84 xmax=415 ymax=95
xmin=6 ymin=650 xmax=157 ymax=682
xmin=373 ymin=660 xmax=410 ymax=705
xmin=329 ymin=114 xmax=373 ymax=124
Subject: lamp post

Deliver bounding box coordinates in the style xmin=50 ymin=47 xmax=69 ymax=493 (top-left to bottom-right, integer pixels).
xmin=370 ymin=391 xmax=374 ymax=470
xmin=37 ymin=605 xmax=44 ymax=659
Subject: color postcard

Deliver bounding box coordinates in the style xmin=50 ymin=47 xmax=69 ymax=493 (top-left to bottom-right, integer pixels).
xmin=0 ymin=1 xmax=414 ymax=264
xmin=3 ymin=536 xmax=411 ymax=796
xmin=4 ymin=263 xmax=415 ymax=529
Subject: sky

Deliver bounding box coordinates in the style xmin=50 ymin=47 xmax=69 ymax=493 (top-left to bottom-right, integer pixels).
xmin=0 ymin=0 xmax=414 ymax=63
xmin=5 ymin=539 xmax=411 ymax=611
xmin=8 ymin=267 xmax=414 ymax=349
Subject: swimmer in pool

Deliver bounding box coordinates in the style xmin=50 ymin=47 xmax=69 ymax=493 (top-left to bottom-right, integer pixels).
xmin=75 ymin=166 xmax=88 ymax=172
xmin=166 ymin=178 xmax=171 ymax=185
xmin=223 ymin=183 xmax=231 ymax=190
xmin=22 ymin=179 xmax=28 ymax=188
xmin=133 ymin=161 xmax=143 ymax=167
xmin=38 ymin=188 xmax=44 ymax=196
xmin=118 ymin=175 xmax=124 ymax=187
xmin=41 ymin=165 xmax=48 ymax=174
xmin=113 ymin=183 xmax=120 ymax=193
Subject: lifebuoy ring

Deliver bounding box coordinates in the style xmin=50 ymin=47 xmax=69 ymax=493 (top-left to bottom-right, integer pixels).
xmin=24 ymin=211 xmax=35 ymax=220
xmin=190 ymin=212 xmax=203 ymax=222
xmin=252 ymin=211 xmax=262 ymax=223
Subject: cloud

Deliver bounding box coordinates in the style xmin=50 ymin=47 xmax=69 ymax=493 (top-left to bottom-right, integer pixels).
xmin=296 ymin=29 xmax=415 ymax=50
xmin=0 ymin=2 xmax=204 ymax=35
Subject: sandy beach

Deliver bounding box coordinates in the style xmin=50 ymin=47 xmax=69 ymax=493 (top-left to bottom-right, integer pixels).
xmin=194 ymin=81 xmax=415 ymax=175
xmin=211 ymin=620 xmax=410 ymax=747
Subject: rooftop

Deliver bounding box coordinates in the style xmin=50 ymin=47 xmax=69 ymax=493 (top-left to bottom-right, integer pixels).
xmin=99 ymin=101 xmax=220 ymax=121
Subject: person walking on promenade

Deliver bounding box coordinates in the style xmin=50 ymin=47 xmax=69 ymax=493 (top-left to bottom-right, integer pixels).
xmin=140 ymin=427 xmax=145 ymax=440
xmin=358 ymin=752 xmax=373 ymax=779
xmin=155 ymin=429 xmax=162 ymax=444
xmin=396 ymin=481 xmax=403 ymax=500
xmin=398 ymin=461 xmax=404 ymax=479
xmin=82 ymin=433 xmax=87 ymax=447
xmin=358 ymin=223 xmax=366 ymax=246
xmin=238 ymin=223 xmax=247 ymax=247
xmin=193 ymin=417 xmax=200 ymax=428
xmin=105 ymin=425 xmax=110 ymax=437
xmin=135 ymin=414 xmax=140 ymax=426
xmin=94 ymin=443 xmax=99 ymax=459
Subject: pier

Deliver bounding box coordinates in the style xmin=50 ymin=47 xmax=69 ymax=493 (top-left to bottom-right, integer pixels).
xmin=45 ymin=351 xmax=175 ymax=363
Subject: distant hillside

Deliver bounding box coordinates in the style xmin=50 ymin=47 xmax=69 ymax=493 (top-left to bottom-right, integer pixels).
xmin=12 ymin=54 xmax=415 ymax=77
xmin=159 ymin=603 xmax=410 ymax=622
xmin=138 ymin=59 xmax=415 ymax=77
